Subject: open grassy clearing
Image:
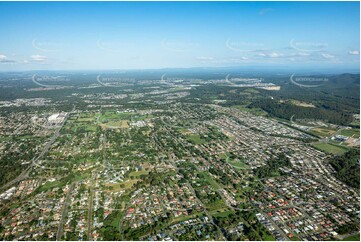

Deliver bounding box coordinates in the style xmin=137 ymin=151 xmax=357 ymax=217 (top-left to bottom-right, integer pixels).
xmin=200 ymin=172 xmax=221 ymax=190
xmin=228 ymin=159 xmax=249 ymax=169
xmin=309 ymin=127 xmax=337 ymax=137
xmin=0 ymin=136 xmax=12 ymax=142
xmin=232 ymin=105 xmax=268 ymax=116
xmin=129 ymin=170 xmax=149 ymax=177
xmin=290 ymin=99 xmax=316 ymax=108
xmin=107 ymin=120 xmax=129 ymax=128
xmin=340 ymin=128 xmax=360 ymax=138
xmin=106 ymin=179 xmax=140 ymax=191
xmin=77 ymin=117 xmax=95 ymax=122
xmin=350 ymin=121 xmax=360 ymax=127
xmin=220 ymin=152 xmax=249 ymax=169
xmin=342 ymin=233 xmax=360 ymax=241
xmin=211 ymin=209 xmax=234 ymax=218
xmin=312 ymin=142 xmax=349 ymax=155
xmin=186 ymin=134 xmax=207 ymax=144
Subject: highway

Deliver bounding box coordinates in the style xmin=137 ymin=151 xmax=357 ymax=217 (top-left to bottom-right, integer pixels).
xmin=0 ymin=107 xmax=76 ymax=192
xmin=56 ymin=183 xmax=75 ymax=240
xmin=0 ymin=113 xmax=68 ymax=192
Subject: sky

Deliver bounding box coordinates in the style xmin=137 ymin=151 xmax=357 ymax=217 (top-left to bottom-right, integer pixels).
xmin=0 ymin=1 xmax=359 ymax=71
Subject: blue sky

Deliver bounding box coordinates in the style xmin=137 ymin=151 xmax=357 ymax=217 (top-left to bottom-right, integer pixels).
xmin=0 ymin=1 xmax=359 ymax=71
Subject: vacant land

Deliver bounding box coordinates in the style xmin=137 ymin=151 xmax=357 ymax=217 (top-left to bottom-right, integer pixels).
xmin=129 ymin=170 xmax=149 ymax=178
xmin=340 ymin=128 xmax=360 ymax=138
xmin=312 ymin=142 xmax=349 ymax=155
xmin=233 ymin=105 xmax=268 ymax=116
xmin=200 ymin=172 xmax=221 ymax=190
xmin=290 ymin=100 xmax=316 ymax=108
xmin=228 ymin=159 xmax=249 ymax=169
xmin=342 ymin=234 xmax=360 ymax=241
xmin=310 ymin=127 xmax=337 ymax=137
xmin=107 ymin=179 xmax=140 ymax=191
xmin=186 ymin=134 xmax=207 ymax=144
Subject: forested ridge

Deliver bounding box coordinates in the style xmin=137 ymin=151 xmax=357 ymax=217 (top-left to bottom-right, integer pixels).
xmin=248 ymin=99 xmax=354 ymax=125
xmin=329 ymin=149 xmax=360 ymax=189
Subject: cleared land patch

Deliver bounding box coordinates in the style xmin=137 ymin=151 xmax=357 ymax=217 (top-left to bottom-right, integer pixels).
xmin=312 ymin=142 xmax=349 ymax=155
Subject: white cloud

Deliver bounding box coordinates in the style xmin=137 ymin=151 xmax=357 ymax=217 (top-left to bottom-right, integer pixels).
xmin=0 ymin=54 xmax=16 ymax=63
xmin=348 ymin=50 xmax=360 ymax=55
xmin=297 ymin=52 xmax=310 ymax=56
xmin=269 ymin=52 xmax=282 ymax=58
xmin=229 ymin=57 xmax=249 ymax=63
xmin=257 ymin=52 xmax=282 ymax=58
xmin=259 ymin=8 xmax=274 ymax=15
xmin=321 ymin=53 xmax=334 ymax=59
xmin=196 ymin=56 xmax=214 ymax=61
xmin=198 ymin=57 xmax=251 ymax=65
xmin=31 ymin=55 xmax=48 ymax=62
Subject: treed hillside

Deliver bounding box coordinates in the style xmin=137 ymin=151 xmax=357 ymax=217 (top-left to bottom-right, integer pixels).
xmin=329 ymin=149 xmax=360 ymax=189
xmin=248 ymin=99 xmax=353 ymax=125
xmin=247 ymin=74 xmax=359 ymax=125
xmin=254 ymin=154 xmax=291 ymax=178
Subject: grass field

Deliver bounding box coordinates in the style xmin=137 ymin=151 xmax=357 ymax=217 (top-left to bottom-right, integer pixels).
xmin=243 ymin=88 xmax=260 ymax=94
xmin=170 ymin=211 xmax=204 ymax=224
xmin=186 ymin=134 xmax=207 ymax=144
xmin=0 ymin=136 xmax=12 ymax=142
xmin=99 ymin=120 xmax=129 ymax=130
xmin=99 ymin=111 xmax=151 ymax=128
xmin=218 ymin=153 xmax=229 ymax=160
xmin=290 ymin=99 xmax=316 ymax=108
xmin=340 ymin=128 xmax=360 ymax=138
xmin=211 ymin=210 xmax=234 ymax=218
xmin=350 ymin=121 xmax=360 ymax=127
xmin=289 ymin=236 xmax=301 ymax=241
xmin=77 ymin=117 xmax=94 ymax=122
xmin=201 ymin=172 xmax=221 ymax=189
xmin=228 ymin=159 xmax=249 ymax=169
xmin=71 ymin=123 xmax=97 ymax=132
xmin=107 ymin=120 xmax=129 ymax=128
xmin=100 ymin=111 xmax=134 ymax=122
xmin=108 ymin=210 xmax=123 ymax=228
xmin=107 ymin=179 xmax=140 ymax=191
xmin=16 ymin=135 xmax=34 ymax=140
xmin=129 ymin=170 xmax=149 ymax=178
xmin=220 ymin=152 xmax=249 ymax=169
xmin=263 ymin=234 xmax=277 ymax=241
xmin=204 ymin=198 xmax=227 ymax=211
xmin=179 ymin=128 xmax=192 ymax=135
xmin=342 ymin=234 xmax=360 ymax=241
xmin=310 ymin=127 xmax=337 ymax=137
xmin=84 ymin=124 xmax=97 ymax=131
xmin=312 ymin=142 xmax=349 ymax=155
xmin=38 ymin=180 xmax=63 ymax=192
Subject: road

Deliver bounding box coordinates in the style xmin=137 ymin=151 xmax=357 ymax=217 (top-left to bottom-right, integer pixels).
xmin=1 ymin=106 xmax=77 ymax=192
xmin=102 ymin=130 xmax=108 ymax=169
xmin=185 ymin=181 xmax=227 ymax=241
xmin=56 ymin=183 xmax=75 ymax=240
xmin=87 ymin=188 xmax=94 ymax=241
xmin=159 ymin=121 xmax=227 ymax=240
xmin=0 ymin=113 xmax=69 ymax=192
